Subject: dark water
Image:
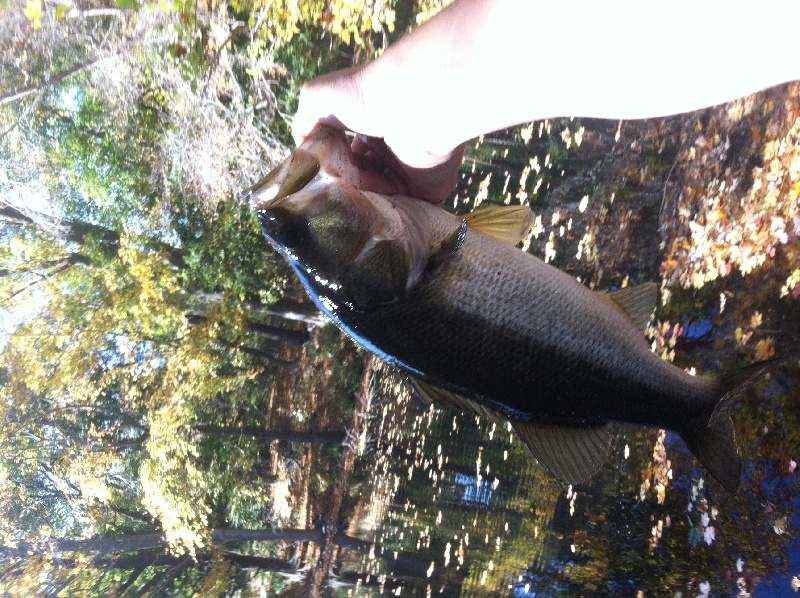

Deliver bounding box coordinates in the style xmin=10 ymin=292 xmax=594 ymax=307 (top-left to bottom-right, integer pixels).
xmin=307 ymin=89 xmax=800 ymax=597
xmin=338 ymin=365 xmax=798 ymax=597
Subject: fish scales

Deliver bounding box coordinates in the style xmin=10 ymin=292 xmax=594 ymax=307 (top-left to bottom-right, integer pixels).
xmin=330 ymin=207 xmax=713 ymax=431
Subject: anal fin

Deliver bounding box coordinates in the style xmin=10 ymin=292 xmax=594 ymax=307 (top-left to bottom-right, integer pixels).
xmin=406 ymin=376 xmax=612 ymax=485
xmin=511 ymin=421 xmax=613 ymax=485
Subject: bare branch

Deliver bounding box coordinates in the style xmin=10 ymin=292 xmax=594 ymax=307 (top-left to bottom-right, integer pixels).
xmin=0 ymin=54 xmax=121 ymax=106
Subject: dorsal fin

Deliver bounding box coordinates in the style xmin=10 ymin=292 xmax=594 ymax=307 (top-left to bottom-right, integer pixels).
xmin=511 ymin=421 xmax=613 ymax=485
xmin=605 ymin=282 xmax=659 ymax=330
xmin=406 ymin=376 xmax=612 ymax=485
xmin=465 ymin=205 xmax=534 ymax=246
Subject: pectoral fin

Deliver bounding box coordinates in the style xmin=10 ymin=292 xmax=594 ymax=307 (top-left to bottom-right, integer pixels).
xmin=349 ymin=239 xmax=414 ymax=308
xmin=406 ymin=376 xmax=612 ymax=485
xmin=510 ymin=421 xmax=613 ymax=485
xmin=604 ymin=282 xmax=659 ymax=330
xmin=465 ymin=205 xmax=534 ymax=246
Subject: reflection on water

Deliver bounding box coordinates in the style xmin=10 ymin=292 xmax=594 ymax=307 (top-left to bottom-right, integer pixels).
xmin=343 ymin=366 xmax=558 ymax=596
xmin=276 ymin=85 xmax=800 ymax=597
xmin=336 ymin=363 xmax=798 ymax=596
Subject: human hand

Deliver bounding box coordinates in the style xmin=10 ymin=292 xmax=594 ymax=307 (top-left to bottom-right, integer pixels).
xmin=291 ymin=66 xmax=465 ymax=206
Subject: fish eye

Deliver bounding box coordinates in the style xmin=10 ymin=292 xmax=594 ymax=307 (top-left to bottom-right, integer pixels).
xmin=279 ymin=223 xmax=305 ymax=248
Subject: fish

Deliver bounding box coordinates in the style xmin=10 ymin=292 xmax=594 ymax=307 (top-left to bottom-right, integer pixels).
xmin=244 ymin=124 xmax=770 ymax=493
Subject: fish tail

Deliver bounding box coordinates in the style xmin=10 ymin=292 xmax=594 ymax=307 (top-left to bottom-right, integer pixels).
xmin=682 ymin=407 xmax=740 ymax=493
xmin=682 ymin=359 xmax=777 ymax=493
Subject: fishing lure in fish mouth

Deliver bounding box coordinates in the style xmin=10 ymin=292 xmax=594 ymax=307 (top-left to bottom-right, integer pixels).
xmin=245 ymin=124 xmax=774 ymax=493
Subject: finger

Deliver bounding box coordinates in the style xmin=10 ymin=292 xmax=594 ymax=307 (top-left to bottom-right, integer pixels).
xmin=292 ymin=66 xmax=370 ymax=146
xmin=357 ymin=167 xmax=408 ymax=196
xmin=402 ymin=142 xmax=466 ymax=205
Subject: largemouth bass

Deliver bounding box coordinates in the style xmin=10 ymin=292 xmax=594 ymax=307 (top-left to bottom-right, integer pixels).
xmin=245 ymin=125 xmax=767 ymax=492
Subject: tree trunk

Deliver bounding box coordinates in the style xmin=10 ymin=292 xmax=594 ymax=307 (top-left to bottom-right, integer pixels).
xmin=266 ymin=298 xmax=328 ymax=327
xmin=245 ymin=320 xmax=310 ymax=345
xmin=305 ymin=355 xmax=374 ymax=596
xmin=188 ymin=291 xmax=328 ymax=327
xmin=211 ymin=528 xmax=445 ymax=580
xmin=0 ymin=533 xmax=165 ymax=560
xmin=213 ymin=339 xmax=300 ymax=372
xmin=186 ymin=312 xmax=309 ymax=346
xmin=1 ymin=202 xmax=185 ymax=268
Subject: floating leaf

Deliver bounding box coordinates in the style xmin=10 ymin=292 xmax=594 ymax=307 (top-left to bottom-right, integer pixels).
xmin=704 ymin=525 xmax=715 ymax=545
xmin=774 ymin=516 xmax=788 ymax=535
xmin=689 ymin=523 xmax=702 ymax=548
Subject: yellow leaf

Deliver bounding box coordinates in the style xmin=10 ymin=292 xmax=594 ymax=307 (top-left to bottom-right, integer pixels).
xmin=23 ymin=0 xmax=42 ymax=29
xmin=754 ymin=338 xmax=776 ymax=361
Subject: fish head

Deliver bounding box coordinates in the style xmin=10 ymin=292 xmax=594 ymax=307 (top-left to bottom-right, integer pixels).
xmin=259 ymin=181 xmax=378 ymax=263
xmin=245 ymin=125 xmax=360 ymax=197
xmin=245 ymin=126 xmax=427 ymax=310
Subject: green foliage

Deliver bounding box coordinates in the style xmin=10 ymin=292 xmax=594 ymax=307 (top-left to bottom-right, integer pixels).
xmin=35 ymin=90 xmax=164 ymax=230
xmin=232 ymin=0 xmax=396 ymax=48
xmin=265 ymin=28 xmax=356 ymax=146
xmin=179 ymin=198 xmax=288 ymax=303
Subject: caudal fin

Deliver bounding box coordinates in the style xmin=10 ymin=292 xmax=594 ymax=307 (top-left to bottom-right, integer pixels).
xmin=682 ymin=412 xmax=741 ymax=493
xmin=682 ymin=360 xmax=777 ymax=493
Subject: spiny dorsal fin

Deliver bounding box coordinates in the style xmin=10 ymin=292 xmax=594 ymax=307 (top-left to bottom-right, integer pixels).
xmin=605 ymin=282 xmax=659 ymax=330
xmin=407 ymin=376 xmax=613 ymax=485
xmin=465 ymin=205 xmax=534 ymax=246
xmin=511 ymin=421 xmax=613 ymax=485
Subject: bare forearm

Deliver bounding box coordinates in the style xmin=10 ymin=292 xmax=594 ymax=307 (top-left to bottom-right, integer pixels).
xmin=294 ymin=0 xmax=800 ymax=166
